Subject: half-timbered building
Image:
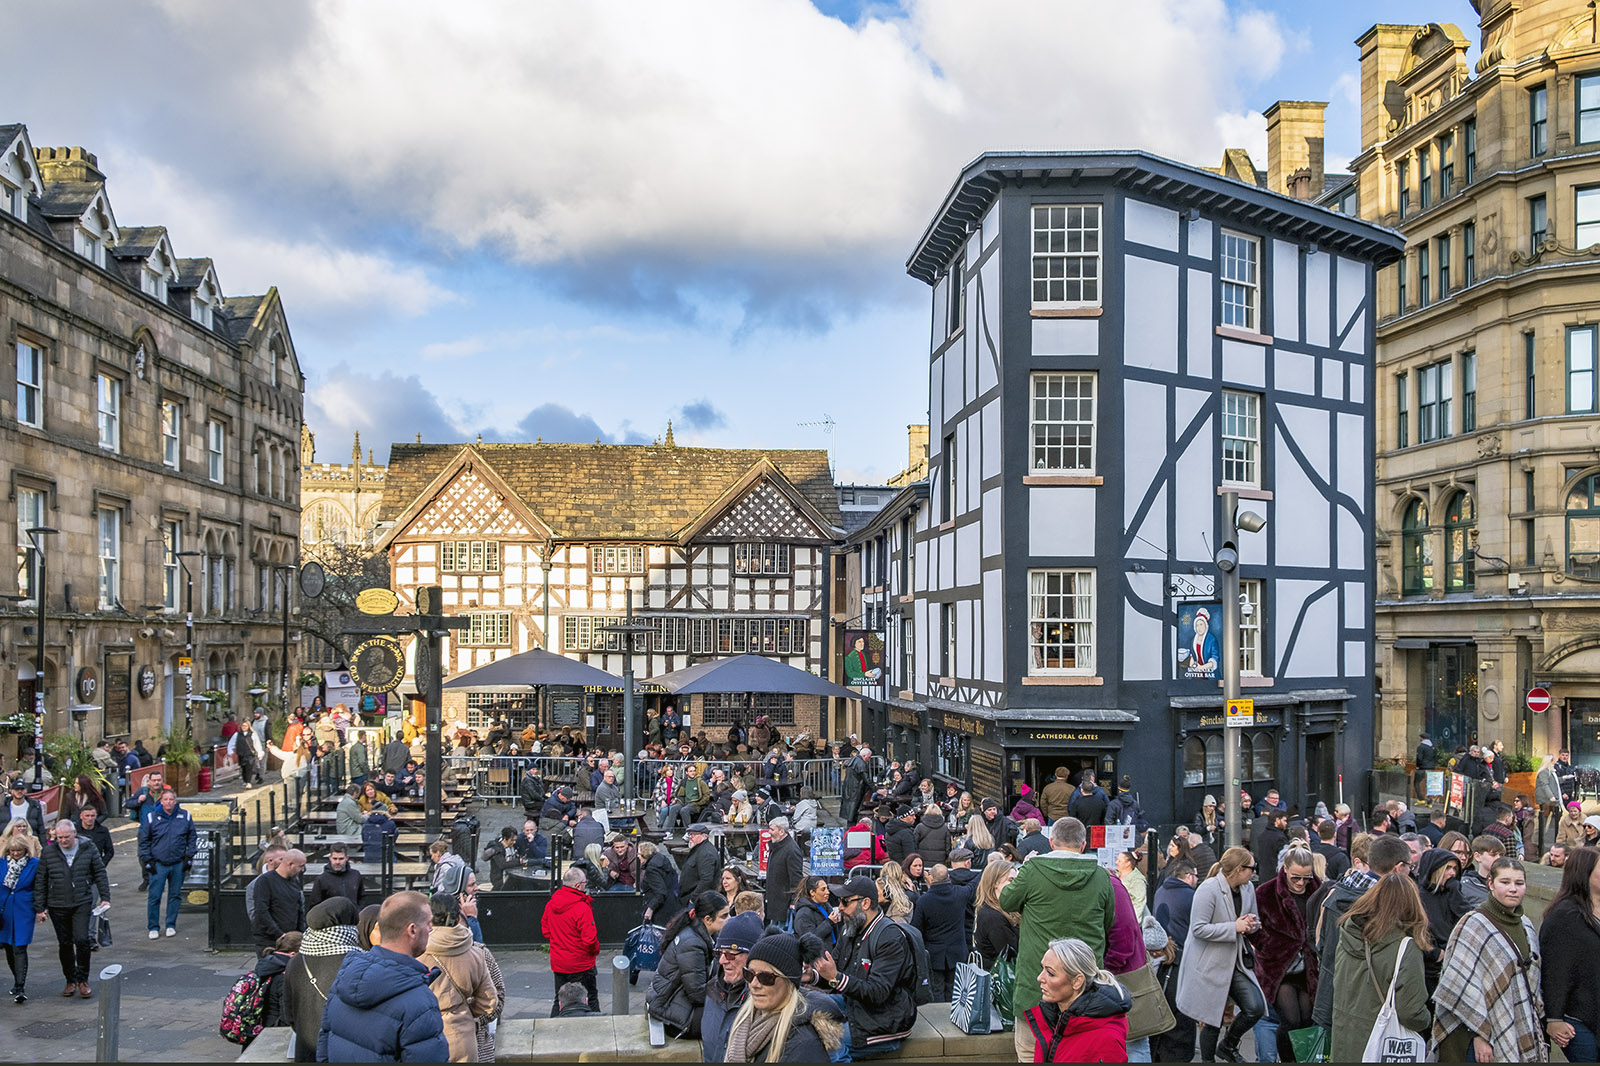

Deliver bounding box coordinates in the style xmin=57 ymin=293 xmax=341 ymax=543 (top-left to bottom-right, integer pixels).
xmin=376 ymin=438 xmax=840 ymax=745
xmin=888 ymin=150 xmax=1404 ymax=823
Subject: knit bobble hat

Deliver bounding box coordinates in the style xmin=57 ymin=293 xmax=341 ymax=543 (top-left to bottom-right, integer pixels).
xmin=748 ymin=933 xmax=803 ymax=982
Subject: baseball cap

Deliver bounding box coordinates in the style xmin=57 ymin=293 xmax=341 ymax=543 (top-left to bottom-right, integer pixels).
xmin=687 ymin=822 xmax=711 ymax=835
xmin=839 ymin=876 xmax=878 ymax=904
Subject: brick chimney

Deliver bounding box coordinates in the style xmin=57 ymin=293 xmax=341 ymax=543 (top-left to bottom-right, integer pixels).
xmin=1264 ymin=101 xmax=1327 ymax=199
xmin=33 ymin=146 xmax=105 ymax=184
xmin=1356 ymin=25 xmax=1424 ymax=152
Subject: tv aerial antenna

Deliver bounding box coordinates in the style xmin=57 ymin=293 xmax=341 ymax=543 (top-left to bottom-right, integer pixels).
xmin=798 ymin=414 xmax=836 ymax=475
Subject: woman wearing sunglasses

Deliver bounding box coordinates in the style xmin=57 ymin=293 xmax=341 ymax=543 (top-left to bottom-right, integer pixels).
xmin=724 ymin=932 xmax=845 ymax=1063
xmin=1252 ymin=846 xmax=1321 ymax=1061
xmin=1175 ymin=846 xmax=1265 ymax=1062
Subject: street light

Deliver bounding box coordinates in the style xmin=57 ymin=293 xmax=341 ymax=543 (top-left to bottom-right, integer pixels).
xmin=1216 ymin=494 xmax=1265 ymax=850
xmin=599 ymin=589 xmax=653 ymax=804
xmin=175 ymin=550 xmax=202 ymax=737
xmin=25 ymin=526 xmax=58 ymax=790
xmin=275 ymin=565 xmax=297 ymax=716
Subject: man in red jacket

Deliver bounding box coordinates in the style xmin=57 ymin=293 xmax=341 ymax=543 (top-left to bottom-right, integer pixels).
xmin=541 ymin=867 xmax=599 ymax=1015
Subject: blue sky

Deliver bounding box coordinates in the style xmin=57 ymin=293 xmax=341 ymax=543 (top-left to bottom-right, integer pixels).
xmin=11 ymin=0 xmax=1478 ymax=481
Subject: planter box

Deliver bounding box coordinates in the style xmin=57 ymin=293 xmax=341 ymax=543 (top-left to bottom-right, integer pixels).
xmin=167 ymin=763 xmax=199 ymax=796
xmin=1505 ymin=771 xmax=1536 ymax=800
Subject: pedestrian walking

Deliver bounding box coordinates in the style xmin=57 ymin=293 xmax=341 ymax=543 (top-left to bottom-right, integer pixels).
xmin=282 ymin=897 xmax=359 ymax=1063
xmin=251 ymin=849 xmax=307 ymax=954
xmin=137 ymin=787 xmax=196 ymax=939
xmin=1175 ymin=846 xmax=1266 ymax=1063
xmin=1539 ymin=845 xmax=1600 ymax=1062
xmin=1329 ymin=872 xmax=1433 ymax=1062
xmin=763 ymin=817 xmax=802 ymax=925
xmin=35 ymin=820 xmax=110 ymax=1000
xmin=840 ymin=746 xmax=871 ymax=824
xmin=1252 ymin=846 xmax=1320 ymax=1061
xmin=1023 ymin=936 xmax=1132 ymax=1062
xmin=541 ymin=867 xmax=600 ymax=1015
xmin=73 ymin=806 xmax=114 ymax=949
xmin=1 ymin=833 xmax=39 ymax=1002
xmin=1433 ymin=857 xmax=1547 ymax=1062
xmin=973 ymin=858 xmax=1019 ymax=970
xmin=910 ymin=863 xmax=973 ymax=1002
xmin=419 ymin=893 xmax=496 ymax=1062
xmin=318 ymin=890 xmax=448 ymax=1061
xmin=6 ymin=779 xmax=46 ymax=842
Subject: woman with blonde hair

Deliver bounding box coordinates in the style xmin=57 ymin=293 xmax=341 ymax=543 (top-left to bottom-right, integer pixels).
xmin=1023 ymin=936 xmax=1132 ymax=1061
xmin=723 ymin=932 xmax=844 ymax=1061
xmin=1175 ymin=845 xmax=1265 ymax=1062
xmin=961 ymin=814 xmax=995 ymax=868
xmin=973 ymin=858 xmax=1019 ymax=969
xmin=0 ymin=819 xmax=37 ymax=855
xmin=877 ymin=860 xmax=914 ymax=917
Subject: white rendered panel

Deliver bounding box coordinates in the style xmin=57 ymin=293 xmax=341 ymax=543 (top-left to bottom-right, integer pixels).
xmin=1344 ymin=641 xmax=1366 ymax=677
xmin=982 ymin=487 xmax=1003 ymax=559
xmin=1124 ymin=379 xmax=1168 ymax=524
xmin=1128 ymin=484 xmax=1167 ymax=563
xmin=1338 ymin=506 xmax=1364 ymax=571
xmin=1337 ymin=413 xmax=1365 ymax=504
xmin=1275 ymin=350 xmax=1315 ymax=394
xmin=1337 ymin=257 xmax=1365 ymax=344
xmin=1274 ymin=433 xmax=1330 ymax=569
xmin=1344 ymin=580 xmax=1365 ymax=627
xmin=984 ymin=569 xmax=1004 ymax=683
xmin=1187 ymin=217 xmax=1213 ymax=257
xmin=1305 ymin=252 xmax=1331 ymax=348
xmin=1124 ymin=571 xmax=1166 ymax=681
xmin=956 ymin=598 xmax=972 ymax=678
xmin=1273 ymin=240 xmax=1300 ymax=343
xmin=939 ymin=532 xmax=955 ymax=589
xmin=1320 ymin=358 xmax=1345 ymax=401
xmin=1187 ymin=268 xmax=1213 ymax=379
xmin=1125 ymin=199 xmax=1180 ymax=252
xmin=982 ymin=204 xmax=999 ymax=249
xmin=1125 ymin=257 xmax=1178 ymax=373
xmin=1174 ymin=421 xmax=1213 ymax=562
xmin=1290 ymin=588 xmax=1337 ymax=677
xmin=1032 ymin=318 xmax=1098 ymax=356
xmin=967 ymin=230 xmax=982 ymax=267
xmin=1241 ymin=501 xmax=1270 ymax=568
xmin=982 ymin=401 xmax=1002 ymax=479
xmin=1221 ymin=340 xmax=1266 ymax=387
xmin=1029 ymin=487 xmax=1096 ymax=557
xmin=956 ymin=521 xmax=980 ymax=587
xmin=943 ymin=349 xmax=962 ymax=429
xmin=930 ymin=355 xmax=944 ymax=440
xmin=1349 ymin=364 xmax=1365 ymax=405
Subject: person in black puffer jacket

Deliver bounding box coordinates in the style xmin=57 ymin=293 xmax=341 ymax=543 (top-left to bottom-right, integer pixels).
xmin=916 ymin=809 xmax=952 ymax=866
xmin=700 ymin=911 xmax=764 ymax=1063
xmin=789 ymin=877 xmax=837 ymax=946
xmin=883 ymin=810 xmax=918 ymax=865
xmin=638 ymin=842 xmax=677 ymax=923
xmin=1414 ymin=847 xmax=1469 ymax=993
xmin=646 ymin=890 xmax=729 ymax=1038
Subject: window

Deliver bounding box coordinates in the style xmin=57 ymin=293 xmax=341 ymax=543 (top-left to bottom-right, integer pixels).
xmin=1530 ymin=85 xmax=1548 ymax=157
xmin=1027 ymin=569 xmax=1094 ymax=674
xmin=1464 ymin=120 xmax=1477 ymax=184
xmin=440 ymin=540 xmax=501 ymax=573
xmin=162 ymin=519 xmax=182 ymax=611
xmin=1247 ymin=731 xmax=1277 ymax=783
xmin=161 ymin=400 xmax=180 ymax=469
xmin=1582 ymin=75 xmax=1600 ymax=145
xmin=1220 ymin=231 xmax=1261 ymax=331
xmin=1462 ymin=352 xmax=1477 ymax=431
xmin=1445 ymin=491 xmax=1476 ymax=591
xmin=1464 ymin=222 xmax=1476 ymax=285
xmin=1398 ymin=160 xmax=1410 ymax=219
xmin=96 ymin=373 xmax=120 ymax=452
xmin=97 ymin=506 xmax=121 ymax=609
xmin=589 ymin=544 xmax=644 ymax=575
xmin=15 ymin=487 xmax=44 ymax=599
xmin=1221 ymin=390 xmax=1261 ymax=487
xmin=734 ymin=543 xmax=790 ymax=576
xmin=15 ymin=341 xmax=41 ymax=428
xmin=941 ymin=433 xmax=956 ymax=521
xmin=1530 ymin=195 xmax=1548 ymax=253
xmin=899 ymin=615 xmax=912 ymax=690
xmin=1438 ymin=133 xmax=1454 ymax=199
xmin=191 ymin=299 xmax=213 ymax=330
xmin=1526 ymin=332 xmax=1538 ymax=419
xmin=1396 ymin=371 xmax=1409 ymax=448
xmin=1569 ymin=325 xmax=1599 ymax=413
xmin=1524 ymin=471 xmax=1538 ymax=567
xmin=1240 ymin=578 xmax=1264 ymax=676
xmin=1578 ymin=187 xmax=1600 ymax=248
xmin=1029 ymin=372 xmax=1096 ymax=472
xmin=1418 ymin=147 xmax=1432 ymax=210
xmin=701 ymin=693 xmax=795 ymax=729
xmin=1333 ymin=184 xmax=1358 ymax=215
xmin=0 ymin=179 xmax=17 ymax=219
xmin=1436 ymin=234 xmax=1451 ymax=297
xmin=941 ymin=602 xmax=955 ymax=677
xmin=207 ymin=420 xmax=225 ymax=483
xmin=1417 ymin=245 xmax=1430 ymax=308
xmin=141 ymin=267 xmax=167 ymax=301
xmin=73 ymin=228 xmax=103 ymax=266
xmin=1418 ymin=360 xmax=1452 ymax=443
xmin=946 ymin=257 xmax=964 ymax=336
xmin=461 ymin=612 xmax=512 ymax=646
xmin=1184 ymin=735 xmax=1225 ymax=787
xmin=1568 ymin=473 xmax=1600 ymax=578
xmin=1402 ymin=498 xmax=1433 ymax=595
xmin=1397 ymin=254 xmax=1408 ymax=312
xmin=1030 ymin=204 xmax=1101 ymax=307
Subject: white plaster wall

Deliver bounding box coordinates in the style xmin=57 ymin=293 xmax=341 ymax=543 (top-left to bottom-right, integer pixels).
xmin=1174 ymin=417 xmax=1213 ymax=562
xmin=1221 ymin=340 xmax=1265 ymax=388
xmin=1125 ymin=199 xmax=1179 ymax=252
xmin=1028 ymin=486 xmax=1096 ymax=557
xmin=983 ymin=568 xmax=1004 ymax=684
xmin=1276 ymin=350 xmax=1316 ymax=395
xmin=1273 ymin=240 xmax=1300 ymax=343
xmin=1123 ymin=379 xmax=1169 ymax=525
xmin=1125 ymin=256 xmax=1178 ymax=373
xmin=1305 ymin=252 xmax=1331 ymax=348
xmin=1187 ymin=269 xmax=1213 ymax=379
xmin=1032 ymin=318 xmax=1098 ymax=356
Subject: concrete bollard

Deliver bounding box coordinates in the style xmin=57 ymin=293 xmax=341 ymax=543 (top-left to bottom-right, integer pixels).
xmin=611 ymin=954 xmax=631 ymax=1015
xmin=96 ymin=963 xmax=124 ymax=1062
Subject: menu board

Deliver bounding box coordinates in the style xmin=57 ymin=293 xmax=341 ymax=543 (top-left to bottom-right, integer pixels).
xmin=550 ymin=691 xmax=584 ymax=729
xmin=103 ymin=652 xmax=132 ymax=738
xmin=180 ymin=830 xmax=215 ymax=912
xmin=969 ymin=744 xmax=1004 ymax=803
xmin=809 ymin=828 xmax=844 ymax=876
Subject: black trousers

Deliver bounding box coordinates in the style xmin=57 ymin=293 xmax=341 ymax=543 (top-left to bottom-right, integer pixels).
xmin=4 ymin=944 xmax=27 ymax=991
xmin=551 ymin=967 xmax=599 ymax=1016
xmin=49 ymin=904 xmax=92 ymax=984
xmin=1198 ymin=965 xmax=1265 ymax=1059
xmin=929 ymin=966 xmax=954 ymax=1003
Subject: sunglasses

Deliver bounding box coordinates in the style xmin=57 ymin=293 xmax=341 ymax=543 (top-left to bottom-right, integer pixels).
xmin=1242 ymin=864 xmax=1258 ymax=871
xmin=1285 ymin=875 xmax=1312 ymax=884
xmin=718 ymin=948 xmax=748 ymax=960
xmin=741 ymin=968 xmax=786 ymax=987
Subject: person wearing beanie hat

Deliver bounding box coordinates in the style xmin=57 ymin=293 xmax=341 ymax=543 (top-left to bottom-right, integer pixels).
xmin=702 ymin=910 xmax=766 ymax=1063
xmin=724 ymin=933 xmax=844 ymax=1062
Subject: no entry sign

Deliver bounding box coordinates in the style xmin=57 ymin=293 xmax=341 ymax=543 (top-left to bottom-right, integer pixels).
xmin=1527 ymin=687 xmax=1552 ymax=714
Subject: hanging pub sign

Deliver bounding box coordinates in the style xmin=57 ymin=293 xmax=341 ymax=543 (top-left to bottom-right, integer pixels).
xmin=1177 ymin=602 xmax=1222 ymax=679
xmin=843 ymin=630 xmax=885 ymax=686
xmin=349 ymin=637 xmax=405 ymax=694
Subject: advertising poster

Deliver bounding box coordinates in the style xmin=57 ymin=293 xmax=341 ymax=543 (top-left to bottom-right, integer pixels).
xmin=1177 ymin=602 xmax=1222 ymax=679
xmin=810 ymin=828 xmax=844 ymax=876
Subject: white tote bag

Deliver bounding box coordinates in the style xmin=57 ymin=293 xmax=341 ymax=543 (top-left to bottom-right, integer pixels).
xmin=1361 ymin=936 xmax=1433 ymax=1063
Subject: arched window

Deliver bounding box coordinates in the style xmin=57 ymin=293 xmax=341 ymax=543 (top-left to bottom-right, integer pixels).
xmin=1249 ymin=730 xmax=1276 ymax=782
xmin=1568 ymin=473 xmax=1600 ymax=579
xmin=1184 ymin=736 xmax=1206 ymax=787
xmin=1445 ymin=490 xmax=1475 ymax=591
xmin=1402 ymin=498 xmax=1433 ymax=594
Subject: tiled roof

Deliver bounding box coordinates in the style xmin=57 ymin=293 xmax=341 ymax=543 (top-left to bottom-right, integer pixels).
xmin=173 ymin=257 xmax=214 ymax=288
xmin=110 ymin=226 xmax=166 ymax=258
xmin=220 ymin=295 xmax=265 ymax=342
xmin=381 ymin=442 xmax=841 ymax=539
xmin=35 ymin=180 xmax=104 ymax=219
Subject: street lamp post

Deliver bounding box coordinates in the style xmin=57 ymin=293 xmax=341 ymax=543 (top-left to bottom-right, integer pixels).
xmin=176 ymin=551 xmax=202 ymax=738
xmin=26 ymin=526 xmax=58 ymax=790
xmin=600 ymin=590 xmax=652 ymax=804
xmin=1215 ymin=492 xmax=1266 ymax=850
xmin=276 ymin=565 xmax=297 ymax=715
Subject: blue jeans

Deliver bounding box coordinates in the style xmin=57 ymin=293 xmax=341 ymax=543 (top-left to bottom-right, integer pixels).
xmin=1125 ymin=1035 xmax=1151 ymax=1061
xmin=146 ymin=862 xmax=183 ymax=931
xmin=1565 ymin=1017 xmax=1599 ymax=1064
xmin=1252 ymin=1005 xmax=1279 ymax=1062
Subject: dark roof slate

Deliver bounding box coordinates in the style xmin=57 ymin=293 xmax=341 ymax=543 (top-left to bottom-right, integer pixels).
xmin=173 ymin=257 xmax=214 ymax=289
xmin=36 ymin=180 xmax=104 ymax=219
xmin=381 ymin=442 xmax=840 ymax=539
xmin=110 ymin=225 xmax=167 ymax=258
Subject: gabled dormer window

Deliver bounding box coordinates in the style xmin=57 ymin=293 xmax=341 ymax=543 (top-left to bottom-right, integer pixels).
xmin=75 ymin=227 xmax=105 ymax=267
xmin=191 ymin=300 xmax=213 ymax=328
xmin=142 ymin=266 xmax=168 ymax=301
xmin=0 ymin=179 xmax=19 ymax=220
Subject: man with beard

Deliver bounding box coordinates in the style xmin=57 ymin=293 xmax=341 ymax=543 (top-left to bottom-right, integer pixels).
xmin=813 ymin=875 xmax=918 ymax=1058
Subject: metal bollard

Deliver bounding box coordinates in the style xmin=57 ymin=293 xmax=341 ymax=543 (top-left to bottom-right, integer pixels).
xmin=611 ymin=955 xmax=631 ymax=1015
xmin=96 ymin=963 xmax=124 ymax=1062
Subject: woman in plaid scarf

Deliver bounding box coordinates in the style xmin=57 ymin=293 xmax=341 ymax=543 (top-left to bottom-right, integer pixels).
xmin=1433 ymin=857 xmax=1547 ymax=1062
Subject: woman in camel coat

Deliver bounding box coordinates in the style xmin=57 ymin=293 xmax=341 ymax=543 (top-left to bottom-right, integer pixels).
xmin=419 ymin=894 xmax=497 ymax=1061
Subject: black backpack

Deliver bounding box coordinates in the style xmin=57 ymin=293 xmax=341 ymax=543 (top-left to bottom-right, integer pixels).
xmin=871 ymin=918 xmax=931 ymax=1006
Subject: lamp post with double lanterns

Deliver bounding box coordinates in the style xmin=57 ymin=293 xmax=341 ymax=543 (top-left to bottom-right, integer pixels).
xmin=24 ymin=527 xmax=58 ymax=790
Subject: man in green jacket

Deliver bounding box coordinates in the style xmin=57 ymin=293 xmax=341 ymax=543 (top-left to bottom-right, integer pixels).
xmin=346 ymin=735 xmax=369 ymax=787
xmin=997 ymin=817 xmax=1116 ymax=1028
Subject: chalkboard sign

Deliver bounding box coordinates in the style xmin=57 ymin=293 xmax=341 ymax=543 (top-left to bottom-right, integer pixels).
xmin=809 ymin=827 xmax=844 ymax=876
xmin=550 ymin=692 xmax=584 ymax=729
xmin=969 ymin=745 xmax=1004 ymax=804
xmin=180 ymin=829 xmax=216 ymax=913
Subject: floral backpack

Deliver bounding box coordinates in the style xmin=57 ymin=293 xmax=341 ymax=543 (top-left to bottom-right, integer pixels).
xmin=219 ymin=971 xmax=267 ymax=1046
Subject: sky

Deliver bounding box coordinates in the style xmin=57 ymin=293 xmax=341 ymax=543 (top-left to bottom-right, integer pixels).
xmin=9 ymin=0 xmax=1479 ymax=482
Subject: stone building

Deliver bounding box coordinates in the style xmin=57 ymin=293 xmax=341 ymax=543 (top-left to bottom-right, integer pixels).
xmin=1344 ymin=3 xmax=1600 ymax=765
xmin=299 ymin=426 xmax=387 ymax=552
xmin=1 ymin=124 xmax=304 ymax=749
xmin=375 ymin=438 xmax=840 ymax=743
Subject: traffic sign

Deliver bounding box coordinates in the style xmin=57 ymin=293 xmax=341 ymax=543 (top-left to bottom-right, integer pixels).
xmin=1528 ymin=687 xmax=1552 ymax=714
xmin=1225 ymin=697 xmax=1254 ymax=727
xmin=177 ymin=655 xmax=191 ymax=675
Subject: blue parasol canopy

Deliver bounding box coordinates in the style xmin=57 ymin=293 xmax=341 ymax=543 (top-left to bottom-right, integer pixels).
xmin=648 ymin=653 xmax=860 ymax=700
xmin=441 ymin=648 xmax=624 ymax=691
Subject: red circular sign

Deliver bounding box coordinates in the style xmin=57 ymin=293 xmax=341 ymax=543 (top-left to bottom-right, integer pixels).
xmin=1527 ymin=687 xmax=1552 ymax=713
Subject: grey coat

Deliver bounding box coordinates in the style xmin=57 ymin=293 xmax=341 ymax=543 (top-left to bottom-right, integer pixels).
xmin=1175 ymin=874 xmax=1262 ymax=1027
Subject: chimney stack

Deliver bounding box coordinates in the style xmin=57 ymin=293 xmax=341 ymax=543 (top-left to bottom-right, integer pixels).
xmin=33 ymin=146 xmax=105 ymax=184
xmin=1264 ymin=101 xmax=1327 ymax=199
xmin=1356 ymin=25 xmax=1425 ymax=152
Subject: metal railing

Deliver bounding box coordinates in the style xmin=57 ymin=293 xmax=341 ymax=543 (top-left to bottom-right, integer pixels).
xmin=430 ymin=753 xmax=855 ymax=806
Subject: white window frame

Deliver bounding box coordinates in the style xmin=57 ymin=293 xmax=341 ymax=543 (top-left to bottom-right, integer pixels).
xmin=97 ymin=373 xmax=120 ymax=452
xmin=1578 ymin=186 xmax=1600 ymax=249
xmin=1220 ymin=231 xmax=1261 ymax=332
xmin=0 ymin=178 xmax=17 ymax=219
xmin=162 ymin=519 xmax=182 ymax=611
xmin=946 ymin=256 xmax=965 ymax=337
xmin=191 ymin=298 xmax=213 ymax=329
xmin=1030 ymin=204 xmax=1101 ymax=309
xmin=1027 ymin=568 xmax=1095 ymax=676
xmin=73 ymin=227 xmax=103 ymax=267
xmin=1240 ymin=578 xmax=1264 ymax=676
xmin=97 ymin=506 xmax=121 ymax=609
xmin=462 ymin=612 xmax=512 ymax=647
xmin=161 ymin=400 xmax=181 ymax=469
xmin=1221 ymin=390 xmax=1261 ymax=488
xmin=141 ymin=265 xmax=168 ymax=301
xmin=15 ymin=340 xmax=42 ymax=428
xmin=207 ymin=420 xmax=225 ymax=483
xmin=590 ymin=544 xmax=644 ymax=575
xmin=1029 ymin=371 xmax=1097 ymax=473
xmin=941 ymin=602 xmax=957 ymax=677
xmin=734 ymin=542 xmax=790 ymax=576
xmin=16 ymin=487 xmax=44 ymax=600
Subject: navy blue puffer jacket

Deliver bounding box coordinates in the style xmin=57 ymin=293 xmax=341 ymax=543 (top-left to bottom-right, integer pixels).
xmin=317 ymin=946 xmax=448 ymax=1062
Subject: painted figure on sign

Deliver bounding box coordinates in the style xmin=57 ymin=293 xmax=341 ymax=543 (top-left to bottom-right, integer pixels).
xmin=845 ymin=635 xmax=883 ymax=685
xmin=1178 ymin=604 xmax=1220 ymax=679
